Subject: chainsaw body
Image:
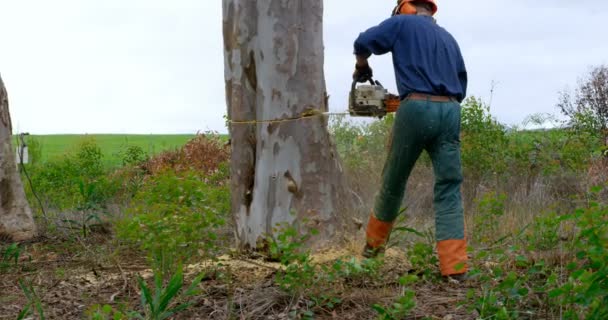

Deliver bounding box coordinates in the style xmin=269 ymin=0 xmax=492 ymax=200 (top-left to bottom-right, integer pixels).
xmin=348 ymin=79 xmax=400 ymax=118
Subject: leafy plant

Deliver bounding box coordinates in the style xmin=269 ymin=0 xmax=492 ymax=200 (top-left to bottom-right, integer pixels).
xmin=132 ymin=266 xmax=204 ymax=320
xmin=25 ymin=138 xmax=118 ymax=213
xmin=548 ymin=187 xmax=608 ymax=318
xmin=525 ymin=211 xmax=562 ymax=251
xmin=16 ymin=279 xmax=45 ymax=320
xmin=116 ymin=170 xmax=227 ymax=278
xmin=373 ymin=275 xmax=418 ymax=320
xmin=267 ymin=222 xmax=314 ymax=265
xmin=119 ymin=145 xmax=149 ymax=167
xmin=268 ymin=223 xmax=317 ymax=293
xmin=86 ymin=304 xmax=127 ymax=320
xmin=460 ymin=96 xmax=508 ymax=182
xmin=61 ymin=179 xmax=108 ymax=238
xmin=0 ymin=243 xmax=21 ymax=273
xmin=473 ymin=191 xmax=507 ymax=244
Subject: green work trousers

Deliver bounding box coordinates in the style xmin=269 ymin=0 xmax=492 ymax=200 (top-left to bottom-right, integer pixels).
xmin=374 ymin=98 xmax=465 ymax=241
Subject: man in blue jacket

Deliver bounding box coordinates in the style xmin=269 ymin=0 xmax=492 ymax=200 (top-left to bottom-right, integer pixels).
xmin=353 ymin=0 xmax=468 ymax=278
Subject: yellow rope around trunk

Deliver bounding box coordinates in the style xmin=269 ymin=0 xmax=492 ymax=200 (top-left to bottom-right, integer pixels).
xmin=227 ymin=109 xmax=351 ymax=125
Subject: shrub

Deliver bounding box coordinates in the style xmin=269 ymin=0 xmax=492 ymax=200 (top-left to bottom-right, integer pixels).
xmin=116 ymin=169 xmax=229 ymax=277
xmin=467 ymin=186 xmax=608 ymax=319
xmin=330 ymin=114 xmax=394 ymax=172
xmin=473 ymin=192 xmax=507 ymax=244
xmin=142 ymin=134 xmax=229 ymax=175
xmin=119 ymin=145 xmax=149 ymax=167
xmin=460 ymin=97 xmax=508 ymax=180
xmin=549 ymin=187 xmax=608 ymax=318
xmin=25 ymin=138 xmax=118 ymax=212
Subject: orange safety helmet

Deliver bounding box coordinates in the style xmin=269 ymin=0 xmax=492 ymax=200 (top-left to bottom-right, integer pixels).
xmin=392 ymin=0 xmax=438 ymax=16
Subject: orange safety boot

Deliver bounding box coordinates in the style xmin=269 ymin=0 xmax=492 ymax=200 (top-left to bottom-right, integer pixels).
xmin=362 ymin=213 xmax=394 ymax=258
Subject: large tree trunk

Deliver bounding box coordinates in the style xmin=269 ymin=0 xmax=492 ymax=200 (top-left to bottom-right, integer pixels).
xmin=0 ymin=75 xmax=36 ymax=241
xmin=223 ymin=0 xmax=350 ymax=248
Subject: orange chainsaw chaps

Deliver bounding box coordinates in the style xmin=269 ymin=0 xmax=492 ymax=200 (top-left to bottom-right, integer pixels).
xmin=385 ymin=98 xmax=401 ymax=113
xmin=437 ymin=239 xmax=468 ymax=276
xmin=365 ymin=213 xmax=394 ymax=248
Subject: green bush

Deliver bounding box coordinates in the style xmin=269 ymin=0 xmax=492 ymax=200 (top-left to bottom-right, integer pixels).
xmin=373 ymin=275 xmax=418 ymax=320
xmin=118 ymin=145 xmax=149 ymax=167
xmin=25 ymin=138 xmax=118 ymax=212
xmin=467 ymin=186 xmax=608 ymax=319
xmin=549 ymin=187 xmax=608 ymax=318
xmin=473 ymin=192 xmax=507 ymax=244
xmin=460 ymin=97 xmax=508 ymax=180
xmin=116 ymin=169 xmax=229 ymax=276
xmin=330 ymin=114 xmax=394 ymax=171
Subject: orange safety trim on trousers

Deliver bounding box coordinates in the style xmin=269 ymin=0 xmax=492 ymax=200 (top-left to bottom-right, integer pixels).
xmin=365 ymin=213 xmax=394 ymax=248
xmin=437 ymin=239 xmax=468 ymax=276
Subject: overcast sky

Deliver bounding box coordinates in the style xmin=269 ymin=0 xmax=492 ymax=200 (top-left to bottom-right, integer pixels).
xmin=0 ymin=0 xmax=606 ymax=134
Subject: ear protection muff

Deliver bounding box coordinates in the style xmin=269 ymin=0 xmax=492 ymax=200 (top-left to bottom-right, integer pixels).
xmin=391 ymin=1 xmax=417 ymax=16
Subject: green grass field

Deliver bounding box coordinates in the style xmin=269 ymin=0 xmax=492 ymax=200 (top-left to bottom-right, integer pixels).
xmin=19 ymin=134 xmax=196 ymax=167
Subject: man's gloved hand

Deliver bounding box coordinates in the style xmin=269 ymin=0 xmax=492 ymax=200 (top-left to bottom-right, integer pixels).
xmin=353 ymin=63 xmax=373 ymax=83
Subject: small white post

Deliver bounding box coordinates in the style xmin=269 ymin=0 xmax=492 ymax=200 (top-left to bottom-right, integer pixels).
xmin=16 ymin=145 xmax=29 ymax=164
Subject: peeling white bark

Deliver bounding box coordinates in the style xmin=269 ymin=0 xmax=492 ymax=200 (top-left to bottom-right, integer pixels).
xmin=0 ymin=75 xmax=36 ymax=241
xmin=223 ymin=0 xmax=350 ymax=248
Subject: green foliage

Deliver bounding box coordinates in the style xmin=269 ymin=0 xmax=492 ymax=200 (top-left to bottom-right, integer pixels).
xmin=267 ymin=224 xmax=384 ymax=317
xmin=329 ymin=256 xmax=383 ymax=281
xmin=390 ymin=223 xmax=439 ymax=279
xmin=407 ymin=241 xmax=439 ymax=279
xmin=21 ymin=134 xmax=196 ymax=167
xmin=549 ymin=188 xmax=608 ymax=318
xmin=330 ymin=114 xmax=394 ymax=171
xmin=268 ymin=223 xmax=314 ymax=265
xmin=133 ymin=266 xmax=204 ymax=320
xmin=86 ymin=267 xmax=204 ymax=320
xmin=373 ymin=275 xmax=418 ymax=320
xmin=473 ymin=192 xmax=507 ymax=244
xmin=76 ymin=139 xmax=104 ymax=177
xmin=61 ymin=179 xmax=110 ymax=238
xmin=116 ymin=170 xmax=228 ymax=277
xmin=466 ymin=245 xmax=538 ymax=319
xmin=268 ymin=223 xmax=384 ymax=297
xmin=525 ymin=211 xmax=562 ymax=251
xmin=118 ymin=145 xmax=149 ymax=167
xmin=506 ymin=127 xmax=598 ymax=178
xmin=26 ymin=138 xmax=118 ymax=212
xmin=17 ymin=279 xmax=45 ymax=320
xmin=460 ymin=97 xmax=508 ymax=179
xmin=86 ymin=304 xmax=127 ymax=320
xmin=467 ymin=186 xmax=608 ymax=319
xmin=0 ymin=243 xmax=21 ymax=273
xmin=268 ymin=223 xmax=317 ymax=293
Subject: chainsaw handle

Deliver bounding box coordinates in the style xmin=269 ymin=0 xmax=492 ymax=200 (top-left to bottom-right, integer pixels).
xmin=350 ymin=78 xmax=379 ymax=103
xmin=351 ymin=78 xmax=376 ymax=91
xmin=351 ymin=79 xmax=369 ymax=100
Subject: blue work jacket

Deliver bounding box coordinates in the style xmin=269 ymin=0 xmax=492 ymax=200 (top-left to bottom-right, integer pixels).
xmin=354 ymin=15 xmax=467 ymax=102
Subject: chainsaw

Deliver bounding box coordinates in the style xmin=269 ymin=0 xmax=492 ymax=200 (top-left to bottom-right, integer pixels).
xmin=348 ymin=79 xmax=400 ymax=118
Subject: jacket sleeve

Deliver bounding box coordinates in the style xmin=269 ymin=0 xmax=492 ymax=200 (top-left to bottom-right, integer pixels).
xmin=353 ymin=17 xmax=400 ymax=58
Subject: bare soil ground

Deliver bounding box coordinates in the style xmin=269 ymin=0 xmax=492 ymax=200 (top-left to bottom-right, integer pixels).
xmin=0 ymin=236 xmax=478 ymax=320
